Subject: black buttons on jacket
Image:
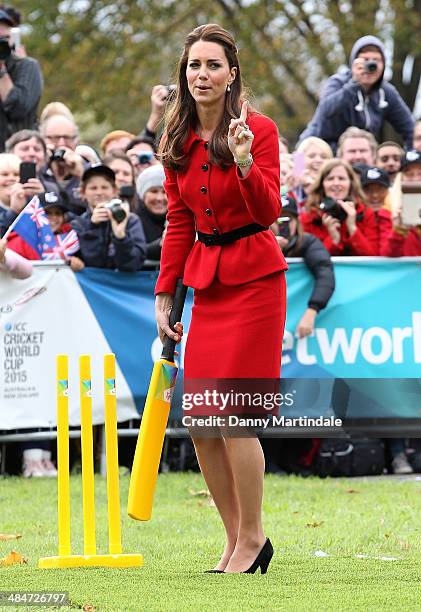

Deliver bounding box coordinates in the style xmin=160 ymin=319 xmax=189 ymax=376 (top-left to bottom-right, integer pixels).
xmin=212 ymin=228 xmax=219 ymax=235
xmin=204 ymin=142 xmax=209 ymax=149
xmin=201 ymin=164 xmax=208 ymax=171
xmin=205 ymin=208 xmax=212 ymax=216
xmin=200 ymin=186 xmax=207 ymax=194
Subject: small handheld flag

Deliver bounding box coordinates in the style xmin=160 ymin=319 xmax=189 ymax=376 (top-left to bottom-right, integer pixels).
xmin=3 ymin=196 xmax=55 ymax=258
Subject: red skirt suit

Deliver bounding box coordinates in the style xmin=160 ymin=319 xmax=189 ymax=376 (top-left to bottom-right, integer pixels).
xmin=155 ymin=112 xmax=288 ymax=378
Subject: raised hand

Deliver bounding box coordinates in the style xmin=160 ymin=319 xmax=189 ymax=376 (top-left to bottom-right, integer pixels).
xmin=228 ymin=101 xmax=254 ymax=162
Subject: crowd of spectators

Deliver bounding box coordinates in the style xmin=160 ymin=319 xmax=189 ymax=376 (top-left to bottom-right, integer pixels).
xmin=0 ymin=6 xmax=420 ymax=477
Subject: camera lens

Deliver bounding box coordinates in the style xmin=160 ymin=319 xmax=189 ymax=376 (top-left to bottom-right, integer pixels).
xmin=50 ymin=148 xmax=66 ymax=162
xmin=137 ymin=152 xmax=154 ymax=165
xmin=364 ymin=59 xmax=378 ymax=73
xmin=0 ymin=37 xmax=11 ymax=61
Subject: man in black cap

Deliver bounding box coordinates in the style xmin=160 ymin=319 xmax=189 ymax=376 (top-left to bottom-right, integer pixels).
xmin=0 ymin=6 xmax=43 ymax=151
xmin=400 ymin=150 xmax=421 ymax=183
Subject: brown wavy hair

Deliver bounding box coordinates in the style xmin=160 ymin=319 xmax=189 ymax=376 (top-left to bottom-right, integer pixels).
xmin=158 ymin=24 xmax=248 ymax=171
xmin=306 ymin=158 xmax=366 ymax=211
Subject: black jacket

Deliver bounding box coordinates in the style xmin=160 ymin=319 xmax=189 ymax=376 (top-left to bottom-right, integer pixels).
xmin=0 ymin=54 xmax=43 ymax=152
xmin=285 ymin=233 xmax=335 ymax=311
xmin=0 ymin=204 xmax=16 ymax=237
xmin=71 ymin=211 xmax=147 ymax=271
xmin=136 ymin=202 xmax=165 ymax=262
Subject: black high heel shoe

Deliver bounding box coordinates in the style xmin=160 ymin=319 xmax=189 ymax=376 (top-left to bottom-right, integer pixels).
xmin=204 ymin=569 xmax=224 ymax=573
xmin=242 ymin=538 xmax=274 ymax=574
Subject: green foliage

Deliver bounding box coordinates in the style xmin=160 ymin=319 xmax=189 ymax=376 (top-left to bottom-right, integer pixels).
xmin=11 ymin=1 xmax=420 ymax=145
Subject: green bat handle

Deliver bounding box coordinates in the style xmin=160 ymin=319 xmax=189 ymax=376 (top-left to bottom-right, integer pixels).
xmin=161 ymin=278 xmax=187 ymax=362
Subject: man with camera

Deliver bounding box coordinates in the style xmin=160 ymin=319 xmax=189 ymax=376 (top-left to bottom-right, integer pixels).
xmin=125 ymin=136 xmax=159 ymax=178
xmin=0 ymin=7 xmax=43 ymax=152
xmin=299 ymin=35 xmax=414 ymax=153
xmin=39 ymin=114 xmax=87 ymax=215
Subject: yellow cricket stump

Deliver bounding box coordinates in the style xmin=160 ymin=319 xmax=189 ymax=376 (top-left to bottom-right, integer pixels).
xmin=38 ymin=354 xmax=143 ymax=569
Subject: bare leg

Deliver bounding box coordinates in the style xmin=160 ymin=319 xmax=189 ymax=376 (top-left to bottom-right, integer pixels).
xmin=223 ymin=437 xmax=266 ymax=573
xmin=191 ymin=435 xmax=240 ymax=571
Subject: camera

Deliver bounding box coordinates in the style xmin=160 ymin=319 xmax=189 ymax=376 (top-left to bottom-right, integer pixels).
xmin=165 ymin=84 xmax=177 ymax=99
xmin=319 ymin=197 xmax=347 ymax=223
xmin=364 ymin=59 xmax=378 ymax=73
xmin=137 ymin=151 xmax=155 ymax=165
xmin=50 ymin=148 xmax=66 ymax=163
xmin=0 ymin=37 xmax=12 ymax=61
xmin=119 ymin=184 xmax=135 ymax=202
xmin=104 ymin=198 xmax=127 ymax=223
xmin=276 ymin=216 xmax=291 ymax=240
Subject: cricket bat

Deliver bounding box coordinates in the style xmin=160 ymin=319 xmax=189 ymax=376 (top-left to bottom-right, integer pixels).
xmin=127 ymin=278 xmax=187 ymax=521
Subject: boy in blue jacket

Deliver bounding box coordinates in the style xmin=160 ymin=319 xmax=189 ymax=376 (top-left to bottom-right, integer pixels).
xmin=71 ymin=164 xmax=146 ymax=271
xmin=299 ymin=35 xmax=414 ymax=153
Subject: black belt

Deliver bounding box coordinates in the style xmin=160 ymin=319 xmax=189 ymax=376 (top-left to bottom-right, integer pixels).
xmin=197 ymin=223 xmax=267 ymax=247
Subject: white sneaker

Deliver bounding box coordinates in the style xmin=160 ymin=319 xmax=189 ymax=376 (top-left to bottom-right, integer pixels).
xmin=22 ymin=449 xmax=45 ymax=478
xmin=42 ymin=451 xmax=57 ymax=477
xmin=391 ymin=452 xmax=414 ymax=475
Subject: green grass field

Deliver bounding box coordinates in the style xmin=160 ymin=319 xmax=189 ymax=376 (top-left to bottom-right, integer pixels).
xmin=1 ymin=473 xmax=421 ymax=611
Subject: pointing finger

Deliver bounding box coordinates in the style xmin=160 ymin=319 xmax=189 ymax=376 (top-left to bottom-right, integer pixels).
xmin=239 ymin=100 xmax=248 ymax=123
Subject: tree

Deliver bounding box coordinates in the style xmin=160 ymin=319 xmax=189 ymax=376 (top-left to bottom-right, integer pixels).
xmin=13 ymin=0 xmax=420 ymax=145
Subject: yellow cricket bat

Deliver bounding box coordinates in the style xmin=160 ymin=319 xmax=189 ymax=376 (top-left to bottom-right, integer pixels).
xmin=127 ymin=279 xmax=187 ymax=521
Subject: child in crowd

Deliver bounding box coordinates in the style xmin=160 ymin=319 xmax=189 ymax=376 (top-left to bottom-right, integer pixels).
xmin=382 ymin=151 xmax=421 ymax=256
xmin=359 ymin=167 xmax=392 ymax=254
xmin=7 ymin=192 xmax=84 ymax=270
xmin=71 ymin=164 xmax=146 ymax=270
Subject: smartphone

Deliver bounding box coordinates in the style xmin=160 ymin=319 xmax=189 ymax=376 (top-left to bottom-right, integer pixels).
xmin=401 ymin=182 xmax=421 ymax=226
xmin=20 ymin=161 xmax=37 ymax=184
xmin=10 ymin=27 xmax=21 ymax=49
xmin=277 ymin=216 xmax=291 ymax=240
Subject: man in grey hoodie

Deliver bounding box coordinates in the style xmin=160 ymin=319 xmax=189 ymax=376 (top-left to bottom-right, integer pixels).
xmin=299 ymin=35 xmax=414 ymax=153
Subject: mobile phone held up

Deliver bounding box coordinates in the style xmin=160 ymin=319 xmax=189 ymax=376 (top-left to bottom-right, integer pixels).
xmin=19 ymin=161 xmax=37 ymax=184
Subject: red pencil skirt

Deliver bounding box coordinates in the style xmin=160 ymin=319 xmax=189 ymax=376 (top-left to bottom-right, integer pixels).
xmin=184 ymin=272 xmax=286 ymax=379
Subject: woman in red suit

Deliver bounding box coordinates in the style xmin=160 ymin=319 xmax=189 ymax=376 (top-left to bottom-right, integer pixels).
xmin=155 ymin=24 xmax=287 ymax=574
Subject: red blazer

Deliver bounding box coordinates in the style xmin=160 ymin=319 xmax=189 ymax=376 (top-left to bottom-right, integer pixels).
xmin=155 ymin=112 xmax=287 ymax=294
xmin=300 ymin=200 xmax=377 ymax=256
xmin=373 ymin=208 xmax=393 ymax=255
xmin=381 ymin=227 xmax=421 ymax=256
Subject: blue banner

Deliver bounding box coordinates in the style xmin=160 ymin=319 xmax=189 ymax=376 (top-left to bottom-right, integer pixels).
xmin=75 ymin=260 xmax=421 ymax=421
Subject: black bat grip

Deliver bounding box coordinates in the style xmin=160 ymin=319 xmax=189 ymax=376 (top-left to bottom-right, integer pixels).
xmin=161 ymin=278 xmax=188 ymax=362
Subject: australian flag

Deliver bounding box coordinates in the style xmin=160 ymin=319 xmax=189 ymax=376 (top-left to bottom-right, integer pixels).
xmin=11 ymin=196 xmax=56 ymax=258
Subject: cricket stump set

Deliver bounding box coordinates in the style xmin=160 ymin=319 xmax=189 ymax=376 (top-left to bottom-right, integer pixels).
xmin=38 ymin=280 xmax=186 ymax=570
xmin=38 ymin=354 xmax=143 ymax=569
